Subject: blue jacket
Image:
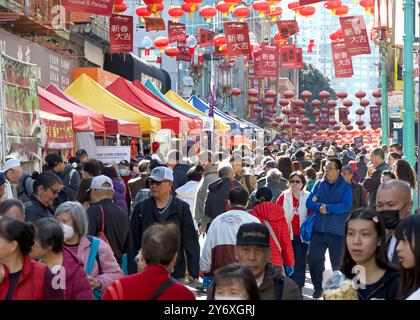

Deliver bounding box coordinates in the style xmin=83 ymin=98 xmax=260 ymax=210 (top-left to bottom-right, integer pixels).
xmin=306 ymin=175 xmax=353 ymax=236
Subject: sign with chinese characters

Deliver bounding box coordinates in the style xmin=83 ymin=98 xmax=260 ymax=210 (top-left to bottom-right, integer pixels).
xmin=40 ymin=116 xmax=74 ymax=150
xmin=319 ymin=105 xmax=330 ymax=129
xmin=63 ymin=0 xmax=114 ymax=16
xmin=370 ymin=106 xmax=382 ymax=129
xmin=259 ymin=42 xmax=279 ymax=78
xmin=177 ymin=44 xmax=191 ymax=62
xmin=144 ymin=17 xmax=166 ymax=32
xmin=339 ymin=15 xmax=371 ymax=56
xmin=199 ymin=29 xmax=215 ymax=48
xmin=168 ymin=21 xmax=186 ymax=43
xmin=354 ymin=136 xmax=364 ymax=148
xmin=331 ymin=41 xmax=354 ymax=78
xmin=338 ymin=107 xmax=349 ymax=123
xmin=109 ymin=15 xmax=133 ymax=54
xmin=224 ymin=22 xmax=251 ymax=58
xmin=276 ymin=20 xmax=299 ymax=39
xmin=248 ymin=76 xmax=262 ymax=95
xmin=291 ymin=48 xmax=304 ymax=69
xmin=280 ymin=44 xmax=296 ymax=68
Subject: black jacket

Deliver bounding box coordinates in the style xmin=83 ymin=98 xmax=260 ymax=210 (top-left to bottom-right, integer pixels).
xmin=129 ymin=196 xmax=200 ymax=278
xmin=204 ymin=178 xmax=243 ymax=220
xmin=86 ymin=199 xmax=132 ymax=265
xmin=171 ymin=163 xmax=192 ymax=194
xmin=351 ymin=181 xmax=367 ymax=210
xmin=356 ymin=270 xmax=400 ymax=300
xmin=249 ymin=181 xmax=288 ymax=208
xmin=362 ymin=162 xmax=389 ymax=207
xmin=24 ymin=195 xmax=55 ymax=223
xmin=54 ymin=164 xmax=81 ymax=205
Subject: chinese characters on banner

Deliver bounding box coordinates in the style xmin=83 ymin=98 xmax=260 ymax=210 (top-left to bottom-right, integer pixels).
xmin=259 ymin=42 xmax=279 ymax=78
xmin=109 ymin=15 xmax=133 ymax=54
xmin=199 ymin=29 xmax=215 ymax=47
xmin=177 ymin=44 xmax=191 ymax=62
xmin=370 ymin=106 xmax=382 ymax=129
xmin=276 ymin=20 xmax=299 ymax=39
xmin=338 ymin=107 xmax=349 ymax=123
xmin=280 ymin=44 xmax=296 ymax=68
xmin=41 ymin=117 xmax=74 ymax=149
xmin=63 ymin=0 xmax=114 ymax=16
xmin=248 ymin=77 xmax=262 ymax=94
xmin=339 ymin=15 xmax=371 ymax=56
xmin=224 ymin=22 xmax=251 ymax=58
xmin=168 ymin=21 xmax=186 ymax=43
xmin=331 ymin=41 xmax=354 ymax=78
xmin=144 ymin=17 xmax=166 ymax=32
xmin=319 ymin=105 xmax=330 ymax=129
xmin=291 ymin=48 xmax=304 ymax=69
xmin=253 ymin=50 xmax=262 ymax=77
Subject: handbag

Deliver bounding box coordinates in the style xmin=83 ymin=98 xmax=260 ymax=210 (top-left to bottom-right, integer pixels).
xmin=300 ymin=183 xmax=320 ymax=244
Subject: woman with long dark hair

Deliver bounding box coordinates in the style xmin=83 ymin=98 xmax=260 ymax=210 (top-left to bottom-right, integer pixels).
xmin=340 ymin=208 xmax=400 ymax=300
xmin=395 ymin=213 xmax=420 ymax=299
xmin=277 ymin=156 xmax=293 ymax=180
xmin=392 ymin=159 xmax=417 ymax=214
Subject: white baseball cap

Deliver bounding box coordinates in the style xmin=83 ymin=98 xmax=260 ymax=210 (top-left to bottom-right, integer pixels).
xmin=88 ymin=175 xmax=114 ymax=191
xmin=148 ymin=166 xmax=174 ymax=182
xmin=1 ymin=158 xmax=21 ymax=173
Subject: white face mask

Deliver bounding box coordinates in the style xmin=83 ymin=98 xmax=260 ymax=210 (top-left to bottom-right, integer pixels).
xmin=61 ymin=223 xmax=74 ymax=241
xmin=214 ymin=295 xmax=246 ymax=300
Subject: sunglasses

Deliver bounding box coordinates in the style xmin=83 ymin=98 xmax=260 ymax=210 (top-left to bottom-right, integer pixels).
xmin=150 ymin=179 xmax=171 ymax=186
xmin=289 ymin=180 xmax=302 ymax=184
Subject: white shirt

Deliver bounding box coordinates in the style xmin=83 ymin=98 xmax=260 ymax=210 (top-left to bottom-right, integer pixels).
xmin=406 ymin=288 xmax=420 ymax=300
xmin=387 ymin=236 xmax=397 ymax=262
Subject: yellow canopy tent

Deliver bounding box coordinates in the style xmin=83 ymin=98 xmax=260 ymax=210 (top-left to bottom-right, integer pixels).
xmin=65 ymin=73 xmax=161 ymax=133
xmin=164 ymin=90 xmax=230 ymax=133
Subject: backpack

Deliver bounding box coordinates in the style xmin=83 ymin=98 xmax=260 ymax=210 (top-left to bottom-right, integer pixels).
xmin=107 ymin=277 xmax=176 ymax=300
xmin=18 ymin=174 xmax=32 ymax=200
xmin=85 ymin=236 xmax=103 ymax=300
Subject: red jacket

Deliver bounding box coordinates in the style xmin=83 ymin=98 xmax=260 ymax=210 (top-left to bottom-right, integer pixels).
xmin=251 ymin=202 xmax=295 ymax=267
xmin=0 ymin=255 xmax=64 ymax=300
xmin=103 ymin=264 xmax=196 ymax=300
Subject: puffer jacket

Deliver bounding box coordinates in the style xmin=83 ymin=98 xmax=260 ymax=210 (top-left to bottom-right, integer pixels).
xmin=112 ymin=178 xmax=128 ymax=211
xmin=306 ymin=175 xmax=353 ymax=237
xmin=251 ymin=202 xmax=295 ymax=267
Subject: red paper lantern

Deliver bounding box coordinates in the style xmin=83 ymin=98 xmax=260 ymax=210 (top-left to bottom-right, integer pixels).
xmin=342 ymin=120 xmax=351 ymax=125
xmin=375 ymin=99 xmax=382 ymax=106
xmin=168 ymin=5 xmax=184 ymax=22
xmin=333 ymin=124 xmax=341 ymax=130
xmin=288 ymin=1 xmax=301 ymax=11
xmin=248 ymin=97 xmax=258 ymax=104
xmin=355 ymin=90 xmax=366 ymax=99
xmin=356 ymin=109 xmax=365 ymax=116
xmin=308 ymin=124 xmax=317 ymax=130
xmin=233 ymin=5 xmax=250 ymax=21
xmin=330 ymin=32 xmax=338 ymax=41
xmin=298 ymin=108 xmax=307 ymax=115
xmin=329 ymin=119 xmax=337 ymax=125
xmin=327 ymin=100 xmax=337 ymax=108
xmin=311 ymin=99 xmax=321 ymax=108
xmin=114 ymin=0 xmax=124 ymax=4
xmin=279 ymin=99 xmax=289 ymax=107
xmin=300 ymin=90 xmax=312 ymax=100
xmin=231 ymin=88 xmax=241 ymax=96
xmin=247 ymin=88 xmax=259 ymax=97
xmin=358 ymin=125 xmax=367 ymax=130
xmin=253 ymin=106 xmax=263 ymax=113
xmin=271 ymin=122 xmax=279 ymax=127
xmin=282 ymin=108 xmax=292 ymax=115
xmin=184 ymin=0 xmax=203 ymax=11
xmin=343 ymin=99 xmax=353 ymax=107
xmin=265 ymin=90 xmax=277 ymax=98
xmin=154 ymin=36 xmax=169 ymax=52
xmin=324 ymin=0 xmax=342 ymax=10
xmin=263 ymin=99 xmax=273 ymax=106
xmin=213 ymin=34 xmax=227 ymax=46
xmin=114 ymin=2 xmax=128 ymax=13
xmin=336 ymin=91 xmax=348 ymax=99
xmin=267 ymin=5 xmax=283 ymax=21
xmin=304 ymin=131 xmax=312 ymax=137
xmin=200 ymin=5 xmax=217 ymax=22
xmin=312 ymin=109 xmax=320 ymax=116
xmin=328 ymin=110 xmax=335 ymax=115
xmin=283 ymin=123 xmax=291 ymax=129
xmin=338 ymin=130 xmax=346 ymax=135
xmin=335 ymin=5 xmax=349 ymax=16
xmin=144 ymin=0 xmax=163 ymax=15
xmin=288 ymin=117 xmax=298 ymax=124
xmin=346 ymin=125 xmax=353 ymax=130
xmin=283 ymin=91 xmax=295 ymax=99
xmin=165 ymin=46 xmax=179 ymax=57
xmin=294 ymin=99 xmax=305 ymax=108
xmin=295 ymin=123 xmax=304 ymax=129
xmin=216 ymin=1 xmax=230 ymax=18
xmin=359 ymin=99 xmax=370 ymax=107
xmin=252 ymin=1 xmax=271 ymax=17
xmin=359 ymin=0 xmax=374 ymax=8
xmin=356 ymin=120 xmax=364 ymax=126
xmin=319 ymin=91 xmax=331 ymax=100
xmin=135 ymin=5 xmax=152 ymax=17
xmin=302 ymin=118 xmax=311 ymax=125
xmin=281 ymin=130 xmax=289 ymax=136
xmin=336 ymin=28 xmax=344 ymax=40
xmin=182 ymin=3 xmax=199 ymax=16
xmin=275 ymin=117 xmax=284 ymax=123
xmin=298 ymin=6 xmax=316 ymax=17
xmin=372 ymin=90 xmax=381 ymax=98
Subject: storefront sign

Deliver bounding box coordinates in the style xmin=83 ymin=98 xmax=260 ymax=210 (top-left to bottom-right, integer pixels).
xmin=63 ymin=0 xmax=114 ymax=16
xmin=96 ymin=146 xmax=131 ymax=164
xmin=339 ymin=15 xmax=371 ymax=56
xmin=224 ymin=22 xmax=251 ymax=58
xmin=109 ymin=15 xmax=133 ymax=54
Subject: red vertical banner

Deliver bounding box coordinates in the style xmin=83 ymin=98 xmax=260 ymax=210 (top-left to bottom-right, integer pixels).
xmin=370 ymin=106 xmax=382 ymax=129
xmin=199 ymin=29 xmax=215 ymax=47
xmin=177 ymin=44 xmax=191 ymax=62
xmin=168 ymin=21 xmax=186 ymax=43
xmin=253 ymin=50 xmax=262 ymax=77
xmin=109 ymin=15 xmax=133 ymax=54
xmin=354 ymin=136 xmax=364 ymax=148
xmin=249 ymin=76 xmax=263 ymax=93
xmin=291 ymin=48 xmax=304 ymax=69
xmin=331 ymin=41 xmax=354 ymax=78
xmin=224 ymin=22 xmax=251 ymax=58
xmin=259 ymin=42 xmax=279 ymax=77
xmin=319 ymin=105 xmax=330 ymax=129
xmin=276 ymin=20 xmax=299 ymax=38
xmin=339 ymin=15 xmax=371 ymax=56
xmin=280 ymin=44 xmax=296 ymax=68
xmin=338 ymin=107 xmax=348 ymax=123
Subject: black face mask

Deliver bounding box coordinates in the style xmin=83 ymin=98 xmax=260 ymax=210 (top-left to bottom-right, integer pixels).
xmin=381 ymin=210 xmax=400 ymax=230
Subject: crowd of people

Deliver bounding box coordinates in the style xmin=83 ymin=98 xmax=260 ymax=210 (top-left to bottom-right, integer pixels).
xmin=0 ymin=140 xmax=419 ymax=300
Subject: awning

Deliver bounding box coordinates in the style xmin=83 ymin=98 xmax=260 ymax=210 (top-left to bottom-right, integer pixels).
xmin=46 ymin=85 xmax=141 ymax=138
xmin=38 ymin=86 xmax=106 ymax=133
xmin=39 ymin=111 xmax=73 ymax=149
xmin=106 ymin=77 xmax=202 ymax=134
xmin=65 ymin=73 xmax=161 ymax=133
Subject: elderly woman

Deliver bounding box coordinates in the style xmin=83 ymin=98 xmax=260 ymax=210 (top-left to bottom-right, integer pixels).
xmin=54 ymin=201 xmax=123 ymax=299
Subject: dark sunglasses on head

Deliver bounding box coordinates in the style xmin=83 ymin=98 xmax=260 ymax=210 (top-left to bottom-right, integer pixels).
xmin=289 ymin=180 xmax=302 ymax=184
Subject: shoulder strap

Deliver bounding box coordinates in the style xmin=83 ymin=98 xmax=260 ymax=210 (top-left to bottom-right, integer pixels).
xmin=151 ymin=277 xmax=176 ymax=300
xmin=69 ymin=169 xmax=77 ymax=185
xmin=99 ymin=205 xmax=105 ymax=233
xmin=21 ymin=174 xmax=30 ymax=197
xmin=264 ymin=219 xmax=283 ymax=256
xmin=107 ymin=280 xmax=124 ymax=300
xmin=85 ymin=237 xmax=101 ymax=275
xmin=274 ymin=277 xmax=285 ymax=300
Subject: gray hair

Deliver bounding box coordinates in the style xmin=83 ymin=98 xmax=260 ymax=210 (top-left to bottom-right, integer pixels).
xmin=54 ymin=201 xmax=88 ymax=236
xmin=371 ymin=147 xmax=385 ymax=160
xmin=218 ymin=162 xmax=234 ymax=178
xmin=266 ymin=169 xmax=282 ymax=185
xmin=378 ymin=179 xmax=411 ymax=198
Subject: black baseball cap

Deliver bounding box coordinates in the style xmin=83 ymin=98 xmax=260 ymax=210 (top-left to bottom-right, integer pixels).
xmin=76 ymin=149 xmax=88 ymax=157
xmin=236 ymin=223 xmax=270 ymax=247
xmin=118 ymin=160 xmax=130 ymax=167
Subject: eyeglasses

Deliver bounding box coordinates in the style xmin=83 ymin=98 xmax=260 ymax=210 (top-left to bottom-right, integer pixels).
xmin=48 ymin=187 xmax=62 ymax=195
xmin=289 ymin=180 xmax=302 ymax=184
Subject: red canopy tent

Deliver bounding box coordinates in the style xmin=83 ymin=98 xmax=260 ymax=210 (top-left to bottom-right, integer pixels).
xmin=45 ymin=85 xmax=141 ymax=137
xmin=106 ymin=77 xmax=203 ymax=134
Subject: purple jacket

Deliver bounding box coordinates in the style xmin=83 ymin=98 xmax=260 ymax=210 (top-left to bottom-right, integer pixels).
xmin=112 ymin=178 xmax=128 ymax=210
xmin=62 ymin=247 xmax=93 ymax=300
xmin=67 ymin=236 xmax=123 ymax=293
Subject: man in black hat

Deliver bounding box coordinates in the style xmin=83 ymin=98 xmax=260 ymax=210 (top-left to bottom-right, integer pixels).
xmin=75 ymin=149 xmax=88 ymax=164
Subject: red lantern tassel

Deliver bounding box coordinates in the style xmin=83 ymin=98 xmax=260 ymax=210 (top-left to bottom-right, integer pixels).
xmin=198 ymin=55 xmax=204 ymax=63
xmin=156 ymin=56 xmax=162 ymax=64
xmin=189 ymin=47 xmax=195 ymax=55
xmin=145 ymin=48 xmax=150 ymax=56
